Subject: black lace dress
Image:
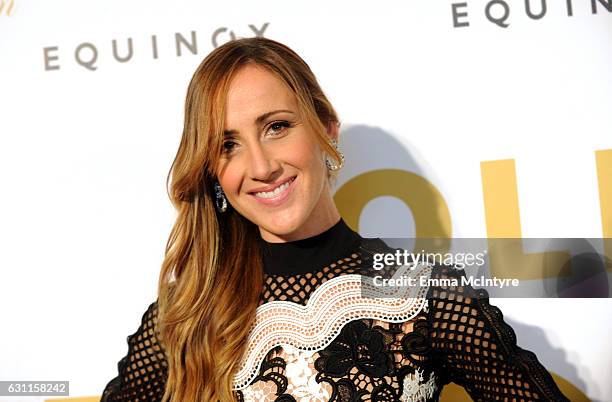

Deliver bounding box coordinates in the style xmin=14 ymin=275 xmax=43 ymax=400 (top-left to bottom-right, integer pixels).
xmin=101 ymin=218 xmax=569 ymax=401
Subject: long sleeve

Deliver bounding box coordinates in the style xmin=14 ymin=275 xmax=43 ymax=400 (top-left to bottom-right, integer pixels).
xmin=101 ymin=300 xmax=168 ymax=402
xmin=425 ymin=264 xmax=570 ymax=401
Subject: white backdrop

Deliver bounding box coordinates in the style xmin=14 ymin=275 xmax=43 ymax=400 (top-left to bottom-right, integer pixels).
xmin=1 ymin=0 xmax=611 ymax=401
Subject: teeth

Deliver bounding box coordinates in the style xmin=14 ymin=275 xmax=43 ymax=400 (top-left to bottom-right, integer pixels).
xmin=254 ymin=177 xmax=294 ymax=199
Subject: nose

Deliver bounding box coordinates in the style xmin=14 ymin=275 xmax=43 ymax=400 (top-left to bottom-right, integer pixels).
xmin=246 ymin=141 xmax=280 ymax=181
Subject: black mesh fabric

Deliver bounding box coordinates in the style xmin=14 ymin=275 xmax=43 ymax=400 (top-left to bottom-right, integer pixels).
xmin=101 ymin=238 xmax=569 ymax=402
xmin=101 ymin=301 xmax=167 ymax=402
xmin=259 ymin=252 xmax=361 ymax=306
xmin=425 ymin=263 xmax=569 ymax=401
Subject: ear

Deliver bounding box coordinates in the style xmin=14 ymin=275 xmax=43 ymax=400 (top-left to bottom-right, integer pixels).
xmin=326 ymin=120 xmax=340 ymax=142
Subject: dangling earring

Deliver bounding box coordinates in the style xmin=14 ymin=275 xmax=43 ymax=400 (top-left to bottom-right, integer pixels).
xmin=325 ymin=138 xmax=345 ymax=171
xmin=213 ymin=181 xmax=228 ymax=213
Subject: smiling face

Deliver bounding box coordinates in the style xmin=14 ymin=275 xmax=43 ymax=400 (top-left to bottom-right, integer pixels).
xmin=215 ymin=63 xmax=340 ymax=243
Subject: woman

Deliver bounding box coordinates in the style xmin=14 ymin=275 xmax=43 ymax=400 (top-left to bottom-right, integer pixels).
xmin=101 ymin=37 xmax=569 ymax=402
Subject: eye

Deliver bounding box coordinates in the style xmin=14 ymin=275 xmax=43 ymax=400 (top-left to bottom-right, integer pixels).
xmin=222 ymin=139 xmax=237 ymax=154
xmin=266 ymin=121 xmax=292 ymax=136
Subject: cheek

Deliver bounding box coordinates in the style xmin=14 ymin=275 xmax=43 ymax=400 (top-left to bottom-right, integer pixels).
xmin=289 ymin=134 xmax=324 ymax=172
xmin=217 ymin=164 xmax=243 ymax=198
xmin=307 ymin=144 xmax=327 ymax=179
xmin=295 ymin=147 xmax=327 ymax=203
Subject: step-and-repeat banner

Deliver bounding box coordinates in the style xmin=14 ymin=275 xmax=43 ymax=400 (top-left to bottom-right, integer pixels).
xmin=1 ymin=1 xmax=610 ymax=401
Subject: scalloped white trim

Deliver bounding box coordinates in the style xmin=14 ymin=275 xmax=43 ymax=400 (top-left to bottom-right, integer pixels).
xmin=232 ymin=261 xmax=433 ymax=390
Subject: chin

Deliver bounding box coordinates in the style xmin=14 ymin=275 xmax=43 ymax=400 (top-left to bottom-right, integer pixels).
xmin=268 ymin=217 xmax=302 ymax=235
xmin=261 ymin=212 xmax=305 ymax=237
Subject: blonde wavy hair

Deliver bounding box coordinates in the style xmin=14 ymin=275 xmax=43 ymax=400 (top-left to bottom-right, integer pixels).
xmin=156 ymin=37 xmax=344 ymax=401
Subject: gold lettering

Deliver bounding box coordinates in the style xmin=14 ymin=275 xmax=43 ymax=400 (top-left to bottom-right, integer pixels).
xmin=480 ymin=159 xmax=571 ymax=280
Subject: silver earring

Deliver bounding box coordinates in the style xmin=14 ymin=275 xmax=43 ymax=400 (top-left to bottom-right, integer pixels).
xmin=214 ymin=181 xmax=227 ymax=213
xmin=325 ymin=138 xmax=344 ymax=171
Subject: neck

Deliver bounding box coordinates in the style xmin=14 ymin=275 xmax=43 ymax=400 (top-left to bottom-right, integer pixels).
xmin=259 ymin=217 xmax=363 ymax=275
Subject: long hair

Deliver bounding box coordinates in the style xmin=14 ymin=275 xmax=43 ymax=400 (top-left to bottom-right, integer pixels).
xmin=156 ymin=37 xmax=343 ymax=401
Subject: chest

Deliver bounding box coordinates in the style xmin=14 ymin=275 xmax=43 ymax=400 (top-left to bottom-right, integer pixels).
xmin=237 ymin=317 xmax=440 ymax=402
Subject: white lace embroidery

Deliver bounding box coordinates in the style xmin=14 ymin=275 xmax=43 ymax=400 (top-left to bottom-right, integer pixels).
xmin=401 ymin=367 xmax=438 ymax=402
xmin=240 ymin=344 xmax=332 ymax=402
xmin=241 ymin=385 xmax=271 ymax=402
xmin=283 ymin=343 xmax=331 ymax=401
xmin=422 ymin=299 xmax=430 ymax=314
xmin=233 ymin=261 xmax=433 ymax=390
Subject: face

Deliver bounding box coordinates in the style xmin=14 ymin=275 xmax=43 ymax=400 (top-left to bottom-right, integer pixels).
xmin=215 ymin=63 xmax=340 ymax=243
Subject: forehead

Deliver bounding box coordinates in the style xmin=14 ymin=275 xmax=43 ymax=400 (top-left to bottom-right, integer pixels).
xmin=225 ymin=64 xmax=297 ymax=123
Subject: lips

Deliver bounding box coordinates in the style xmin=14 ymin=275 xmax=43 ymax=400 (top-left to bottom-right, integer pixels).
xmin=249 ymin=175 xmax=297 ymax=206
xmin=249 ymin=176 xmax=297 ymax=195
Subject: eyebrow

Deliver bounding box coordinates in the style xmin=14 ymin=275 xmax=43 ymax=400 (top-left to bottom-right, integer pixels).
xmin=223 ymin=109 xmax=295 ymax=137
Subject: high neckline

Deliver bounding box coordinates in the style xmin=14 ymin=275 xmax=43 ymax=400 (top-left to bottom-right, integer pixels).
xmin=260 ymin=217 xmax=363 ymax=275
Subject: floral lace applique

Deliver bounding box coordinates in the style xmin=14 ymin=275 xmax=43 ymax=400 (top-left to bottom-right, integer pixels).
xmin=233 ymin=261 xmax=432 ymax=390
